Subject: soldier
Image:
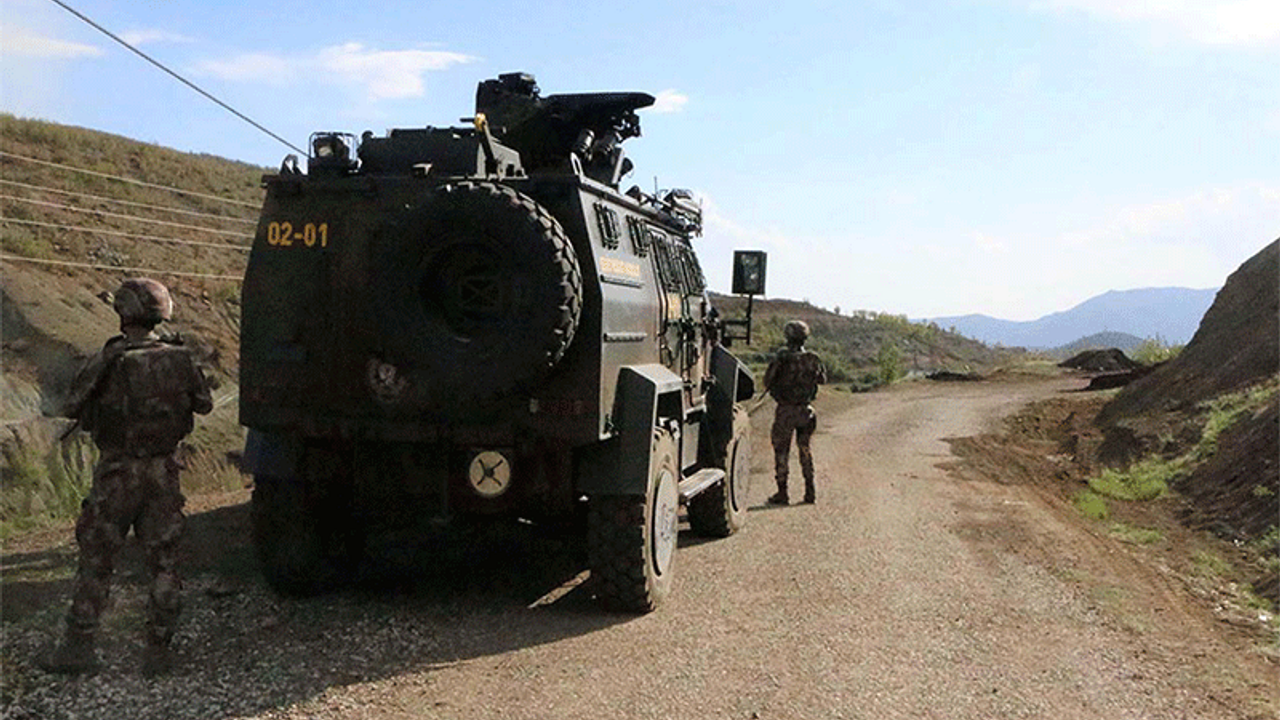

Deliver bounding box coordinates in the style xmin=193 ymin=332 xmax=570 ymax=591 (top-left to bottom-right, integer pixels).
xmin=763 ymin=320 xmax=826 ymax=505
xmin=42 ymin=278 xmax=212 ymax=676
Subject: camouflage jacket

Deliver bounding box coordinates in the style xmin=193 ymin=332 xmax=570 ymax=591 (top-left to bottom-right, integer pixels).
xmin=63 ymin=333 xmax=213 ymax=456
xmin=764 ymin=346 xmax=826 ymax=405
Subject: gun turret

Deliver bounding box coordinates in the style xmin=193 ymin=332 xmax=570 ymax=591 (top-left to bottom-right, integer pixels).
xmin=476 ymin=72 xmax=654 ymax=185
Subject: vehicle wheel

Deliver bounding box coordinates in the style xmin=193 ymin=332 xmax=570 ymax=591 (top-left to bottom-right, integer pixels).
xmin=375 ymin=181 xmax=583 ymax=407
xmin=587 ymin=429 xmax=679 ymax=612
xmin=688 ymin=404 xmax=751 ymax=537
xmin=251 ymin=448 xmax=362 ymax=596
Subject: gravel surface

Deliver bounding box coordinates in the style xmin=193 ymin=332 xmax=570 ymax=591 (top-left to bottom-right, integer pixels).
xmin=3 ymin=376 xmax=1275 ymax=719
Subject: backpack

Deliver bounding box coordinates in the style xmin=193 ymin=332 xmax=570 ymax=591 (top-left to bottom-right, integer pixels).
xmin=767 ymin=349 xmax=823 ymax=405
xmin=89 ymin=341 xmax=199 ymax=456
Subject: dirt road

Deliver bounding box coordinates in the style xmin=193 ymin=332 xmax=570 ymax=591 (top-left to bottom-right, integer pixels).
xmin=3 ymin=376 xmax=1273 ymax=719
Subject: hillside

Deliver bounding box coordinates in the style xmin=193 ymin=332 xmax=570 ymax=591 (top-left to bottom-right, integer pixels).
xmin=1049 ymin=331 xmax=1146 ymax=358
xmin=1 ymin=115 xmax=265 ymax=532
xmin=710 ymin=294 xmax=1023 ymax=384
xmin=1101 ymin=241 xmax=1279 ymax=422
xmin=930 ymin=286 xmax=1217 ymax=349
xmin=1098 ymin=240 xmax=1279 ymax=597
xmin=1 ymin=114 xmax=263 ymax=374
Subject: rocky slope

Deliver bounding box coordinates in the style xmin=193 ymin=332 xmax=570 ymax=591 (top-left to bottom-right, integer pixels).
xmin=1 ymin=115 xmax=261 ymax=534
xmin=1098 ymin=239 xmax=1279 ymax=597
xmin=1101 ymin=240 xmax=1279 ymax=422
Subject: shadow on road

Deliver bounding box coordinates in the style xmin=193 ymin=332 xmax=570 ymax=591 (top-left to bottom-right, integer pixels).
xmin=1 ymin=499 xmax=628 ymax=718
xmin=747 ymin=502 xmax=796 ymax=513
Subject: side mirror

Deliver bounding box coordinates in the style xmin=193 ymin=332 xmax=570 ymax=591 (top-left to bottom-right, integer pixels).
xmin=732 ymin=250 xmax=767 ymax=296
xmin=723 ymin=250 xmax=767 ymax=346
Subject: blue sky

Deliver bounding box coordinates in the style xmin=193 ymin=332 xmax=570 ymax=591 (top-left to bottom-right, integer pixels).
xmin=3 ymin=0 xmax=1277 ymax=320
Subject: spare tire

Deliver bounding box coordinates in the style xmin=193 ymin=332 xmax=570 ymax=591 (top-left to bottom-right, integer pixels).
xmin=374 ymin=181 xmax=582 ymax=408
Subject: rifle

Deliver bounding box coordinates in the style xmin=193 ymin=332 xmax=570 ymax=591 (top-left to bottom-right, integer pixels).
xmin=57 ymin=336 xmax=128 ymax=442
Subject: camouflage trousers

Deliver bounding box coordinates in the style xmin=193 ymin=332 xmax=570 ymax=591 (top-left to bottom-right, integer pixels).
xmin=66 ymin=452 xmax=185 ymax=646
xmin=771 ymin=402 xmax=817 ymax=496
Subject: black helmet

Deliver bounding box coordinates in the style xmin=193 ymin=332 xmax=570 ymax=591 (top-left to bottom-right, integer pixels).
xmin=113 ymin=278 xmax=173 ymax=326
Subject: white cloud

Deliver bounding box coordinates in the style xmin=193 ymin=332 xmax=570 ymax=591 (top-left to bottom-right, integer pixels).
xmin=317 ymin=44 xmax=473 ymax=100
xmin=648 ymin=89 xmax=689 ymax=114
xmin=1031 ymin=0 xmax=1280 ymax=46
xmin=0 ymin=26 xmax=101 ymax=58
xmin=1067 ymin=185 xmax=1279 ymax=248
xmin=972 ymin=231 xmax=1008 ymax=254
xmin=119 ymin=29 xmax=194 ymax=46
xmin=702 ymin=182 xmax=1279 ymax=320
xmin=699 ymin=193 xmax=795 ymax=251
xmin=196 ymin=43 xmax=475 ymax=101
xmin=1035 ymin=184 xmax=1280 ymax=309
xmin=896 ymin=184 xmax=1279 ymax=319
xmin=197 ymin=52 xmax=295 ymax=84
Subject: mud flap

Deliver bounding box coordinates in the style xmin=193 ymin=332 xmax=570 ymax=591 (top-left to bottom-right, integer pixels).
xmin=578 ymin=364 xmax=682 ymax=496
xmin=243 ymin=429 xmax=301 ymax=478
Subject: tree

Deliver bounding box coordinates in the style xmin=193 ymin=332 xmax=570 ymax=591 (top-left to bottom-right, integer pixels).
xmin=877 ymin=342 xmax=904 ymax=385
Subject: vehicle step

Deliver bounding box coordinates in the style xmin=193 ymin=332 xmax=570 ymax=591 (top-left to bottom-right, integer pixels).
xmin=678 ymin=468 xmax=725 ymax=501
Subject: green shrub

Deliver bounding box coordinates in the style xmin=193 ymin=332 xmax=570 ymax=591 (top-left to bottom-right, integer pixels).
xmin=1131 ymin=337 xmax=1183 ymax=365
xmin=1085 ymin=380 xmax=1278 ymax=504
xmin=1089 ymin=457 xmax=1175 ymax=501
xmin=1192 ymin=380 xmax=1279 ymax=462
xmin=1 ymin=439 xmax=95 ymax=539
xmin=1 ymin=226 xmax=52 ymax=259
xmin=1108 ymin=523 xmax=1163 ymax=544
xmin=848 ymin=371 xmax=884 ymax=393
xmin=877 ymin=343 xmax=904 ymax=385
xmin=1073 ymin=490 xmax=1109 ymax=520
xmin=1192 ymin=550 xmax=1231 ymax=578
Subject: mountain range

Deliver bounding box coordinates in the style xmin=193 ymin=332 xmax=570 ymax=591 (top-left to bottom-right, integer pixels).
xmin=926 ymin=287 xmax=1219 ymax=350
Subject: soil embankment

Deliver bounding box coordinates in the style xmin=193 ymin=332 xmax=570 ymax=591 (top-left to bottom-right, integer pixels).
xmin=1098 ymin=241 xmax=1279 ymax=554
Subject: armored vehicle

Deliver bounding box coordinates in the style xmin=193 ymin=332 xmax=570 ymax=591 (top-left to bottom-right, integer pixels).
xmin=240 ymin=73 xmax=765 ymax=611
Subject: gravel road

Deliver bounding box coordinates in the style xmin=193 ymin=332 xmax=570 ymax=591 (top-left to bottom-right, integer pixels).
xmin=3 ymin=376 xmax=1273 ymax=719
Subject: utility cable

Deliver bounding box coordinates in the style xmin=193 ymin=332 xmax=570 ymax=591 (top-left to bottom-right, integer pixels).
xmin=46 ymin=0 xmax=308 ymax=158
xmin=0 ymin=254 xmax=243 ymax=281
xmin=0 ymin=195 xmax=253 ymax=238
xmin=0 ymin=179 xmax=257 ymax=225
xmin=212 ymin=390 xmax=238 ymax=410
xmin=1 ymin=218 xmax=251 ymax=251
xmin=0 ymin=151 xmax=261 ymax=208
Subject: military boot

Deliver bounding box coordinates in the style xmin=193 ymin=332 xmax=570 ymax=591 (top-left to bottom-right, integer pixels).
xmin=40 ymin=633 xmax=100 ymax=675
xmin=766 ymin=484 xmax=789 ymax=505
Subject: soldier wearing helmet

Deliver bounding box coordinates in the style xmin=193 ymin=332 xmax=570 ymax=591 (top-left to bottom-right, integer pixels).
xmin=43 ymin=278 xmax=212 ymax=677
xmin=762 ymin=320 xmax=826 ymax=505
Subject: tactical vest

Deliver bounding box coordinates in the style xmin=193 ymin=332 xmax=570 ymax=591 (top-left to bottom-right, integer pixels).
xmin=767 ymin=350 xmax=823 ymax=405
xmin=88 ymin=342 xmax=198 ymax=456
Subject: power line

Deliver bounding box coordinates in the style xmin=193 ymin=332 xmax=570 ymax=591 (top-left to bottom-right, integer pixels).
xmin=0 ymin=179 xmax=257 ymax=225
xmin=0 ymin=254 xmax=243 ymax=281
xmin=0 ymin=194 xmax=253 ymax=238
xmin=1 ymin=218 xmax=251 ymax=251
xmin=0 ymin=151 xmax=261 ymax=208
xmin=46 ymin=0 xmax=308 ymax=157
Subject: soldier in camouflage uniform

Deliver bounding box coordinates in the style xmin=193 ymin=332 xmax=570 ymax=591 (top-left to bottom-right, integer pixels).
xmin=763 ymin=320 xmax=826 ymax=505
xmin=42 ymin=278 xmax=212 ymax=676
